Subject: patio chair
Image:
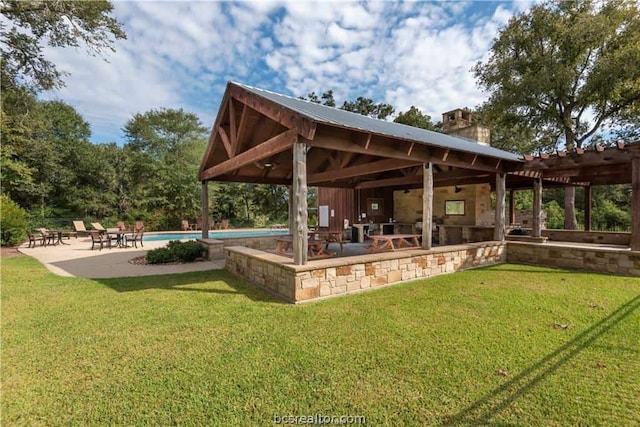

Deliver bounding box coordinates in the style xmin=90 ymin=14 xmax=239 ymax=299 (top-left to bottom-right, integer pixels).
xmin=37 ymin=228 xmax=57 ymax=246
xmin=181 ymin=220 xmax=191 ymax=231
xmin=220 ymin=219 xmax=229 ymax=230
xmin=134 ymin=221 xmax=145 ymax=232
xmin=73 ymin=221 xmax=91 ymax=237
xmin=27 ymin=230 xmax=44 ymax=248
xmin=129 ymin=229 xmax=144 ymax=248
xmin=116 ymin=221 xmax=129 ymax=231
xmin=90 ymin=230 xmax=111 ymax=250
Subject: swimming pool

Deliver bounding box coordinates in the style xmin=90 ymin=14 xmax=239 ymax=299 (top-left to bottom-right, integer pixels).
xmin=144 ymin=229 xmax=289 ymax=242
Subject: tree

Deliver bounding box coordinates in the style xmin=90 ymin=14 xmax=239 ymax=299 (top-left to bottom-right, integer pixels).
xmin=474 ymin=0 xmax=640 ymax=229
xmin=1 ymin=0 xmax=126 ymax=91
xmin=341 ymin=96 xmax=395 ymax=120
xmin=394 ymin=106 xmax=435 ymax=130
xmin=123 ymin=108 xmax=207 ymax=229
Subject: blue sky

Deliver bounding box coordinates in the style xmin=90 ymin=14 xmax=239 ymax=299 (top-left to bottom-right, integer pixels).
xmin=41 ymin=0 xmax=536 ymax=145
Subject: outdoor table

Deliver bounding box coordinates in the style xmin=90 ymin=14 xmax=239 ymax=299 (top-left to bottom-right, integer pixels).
xmin=275 ymin=236 xmax=328 ymax=258
xmin=107 ymin=230 xmax=129 ymax=248
xmin=49 ymin=230 xmax=76 ymax=245
xmin=368 ymin=234 xmax=421 ymax=253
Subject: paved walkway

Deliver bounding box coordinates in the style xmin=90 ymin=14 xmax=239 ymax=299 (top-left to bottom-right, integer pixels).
xmin=18 ymin=235 xmax=224 ymax=279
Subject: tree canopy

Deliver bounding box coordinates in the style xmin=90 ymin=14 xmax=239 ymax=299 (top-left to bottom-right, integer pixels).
xmin=474 ymin=0 xmax=640 ymax=228
xmin=0 ymin=0 xmax=126 ymax=91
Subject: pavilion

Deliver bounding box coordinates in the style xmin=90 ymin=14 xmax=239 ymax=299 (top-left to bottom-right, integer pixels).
xmin=198 ymin=81 xmax=640 ymax=301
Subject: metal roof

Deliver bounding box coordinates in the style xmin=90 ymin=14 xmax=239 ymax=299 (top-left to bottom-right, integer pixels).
xmin=232 ymin=81 xmax=523 ymax=162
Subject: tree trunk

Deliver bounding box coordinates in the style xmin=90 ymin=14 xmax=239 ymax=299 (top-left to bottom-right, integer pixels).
xmin=563 ymin=186 xmax=578 ymax=229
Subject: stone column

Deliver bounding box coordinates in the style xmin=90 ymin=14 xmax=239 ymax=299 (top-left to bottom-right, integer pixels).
xmin=201 ymin=181 xmax=209 ymax=239
xmin=422 ymin=162 xmax=433 ymax=250
xmin=292 ymin=140 xmax=308 ymax=264
xmin=494 ymin=173 xmax=506 ymax=241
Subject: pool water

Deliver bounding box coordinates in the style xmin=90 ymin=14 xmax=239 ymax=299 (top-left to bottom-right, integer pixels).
xmin=144 ymin=229 xmax=289 ymax=242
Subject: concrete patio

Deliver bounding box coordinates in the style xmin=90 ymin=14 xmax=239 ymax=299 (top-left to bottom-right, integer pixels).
xmin=18 ymin=236 xmax=225 ymax=279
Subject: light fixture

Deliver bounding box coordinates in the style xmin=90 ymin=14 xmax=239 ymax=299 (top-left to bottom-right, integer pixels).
xmin=454 ymin=186 xmax=462 ymax=193
xmin=403 ymin=189 xmax=410 ymax=194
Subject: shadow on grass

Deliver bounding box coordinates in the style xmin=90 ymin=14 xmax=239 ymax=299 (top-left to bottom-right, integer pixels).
xmin=95 ymin=270 xmax=287 ymax=304
xmin=443 ymin=293 xmax=640 ymax=425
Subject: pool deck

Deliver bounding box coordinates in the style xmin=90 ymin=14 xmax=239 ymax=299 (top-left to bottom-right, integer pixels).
xmin=18 ymin=235 xmax=225 ymax=279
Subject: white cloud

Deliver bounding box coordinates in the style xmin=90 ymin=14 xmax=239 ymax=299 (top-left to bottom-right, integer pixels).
xmin=34 ymin=0 xmax=532 ymax=143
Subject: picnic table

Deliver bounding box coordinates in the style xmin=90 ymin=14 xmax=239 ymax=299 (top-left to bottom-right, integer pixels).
xmin=275 ymin=235 xmax=329 ymax=258
xmin=368 ymin=234 xmax=421 ymax=253
xmin=310 ymin=230 xmax=346 ymax=253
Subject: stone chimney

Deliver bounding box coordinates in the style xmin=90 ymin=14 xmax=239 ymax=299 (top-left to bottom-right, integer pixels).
xmin=442 ymin=108 xmax=490 ymax=145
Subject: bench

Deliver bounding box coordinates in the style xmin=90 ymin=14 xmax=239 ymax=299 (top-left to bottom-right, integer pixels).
xmin=368 ymin=234 xmax=421 ymax=253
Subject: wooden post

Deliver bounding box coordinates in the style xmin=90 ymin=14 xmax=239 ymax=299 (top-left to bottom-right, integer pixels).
xmin=292 ymin=140 xmax=308 ymax=264
xmin=287 ymin=185 xmax=294 ymax=232
xmin=494 ymin=173 xmax=506 ymax=241
xmin=201 ymin=181 xmax=209 ymax=239
xmin=509 ymin=189 xmax=516 ymax=225
xmin=532 ymin=178 xmax=542 ymax=238
xmin=632 ymin=158 xmax=640 ymax=251
xmin=584 ymin=185 xmax=592 ymax=232
xmin=422 ymin=162 xmax=433 ymax=250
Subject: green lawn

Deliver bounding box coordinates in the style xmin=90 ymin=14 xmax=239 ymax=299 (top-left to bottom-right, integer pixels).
xmin=2 ymin=256 xmax=639 ymax=426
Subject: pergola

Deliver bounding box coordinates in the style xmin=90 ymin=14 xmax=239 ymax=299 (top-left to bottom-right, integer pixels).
xmin=199 ymin=81 xmax=640 ymax=264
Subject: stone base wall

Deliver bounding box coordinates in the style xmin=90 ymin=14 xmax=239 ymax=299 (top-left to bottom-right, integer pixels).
xmin=225 ymin=242 xmax=506 ymax=303
xmin=507 ymin=242 xmax=640 ymax=277
xmin=541 ymin=230 xmax=631 ymax=246
xmin=199 ymin=236 xmax=280 ymax=260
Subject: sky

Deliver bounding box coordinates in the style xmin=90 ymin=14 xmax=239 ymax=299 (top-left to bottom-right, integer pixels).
xmin=40 ymin=0 xmax=537 ymax=145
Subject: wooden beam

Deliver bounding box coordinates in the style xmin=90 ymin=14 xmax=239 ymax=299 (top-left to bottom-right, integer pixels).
xmin=229 ymin=84 xmax=317 ymax=140
xmin=355 ymin=175 xmax=422 ymax=190
xmin=235 ymin=104 xmax=249 ymax=156
xmin=632 ymin=158 xmax=640 ymax=251
xmin=292 ymin=141 xmax=308 ymax=265
xmin=217 ymin=126 xmax=234 ymax=159
xmin=229 ymin=98 xmax=237 ymax=147
xmin=422 ymin=162 xmax=433 ymax=250
xmin=308 ymin=133 xmax=506 ymax=173
xmin=584 ymin=185 xmax=592 ymax=232
xmin=201 ymin=181 xmax=209 ymax=238
xmin=509 ymin=190 xmax=515 ymax=225
xmin=494 ymin=173 xmax=506 ymax=241
xmin=532 ymin=178 xmax=542 ymax=238
xmin=308 ymin=158 xmax=420 ymax=184
xmin=201 ymin=128 xmax=297 ymax=180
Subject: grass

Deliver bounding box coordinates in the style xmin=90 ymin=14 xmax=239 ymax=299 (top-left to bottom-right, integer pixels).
xmin=2 ymin=256 xmax=639 ymax=426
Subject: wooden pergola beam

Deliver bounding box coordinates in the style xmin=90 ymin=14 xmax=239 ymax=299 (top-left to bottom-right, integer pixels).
xmin=201 ymin=128 xmax=298 ymax=181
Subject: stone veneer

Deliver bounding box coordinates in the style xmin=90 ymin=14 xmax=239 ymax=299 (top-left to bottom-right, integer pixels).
xmin=199 ymin=235 xmax=281 ymax=261
xmin=507 ymin=241 xmax=640 ymax=277
xmin=225 ymin=242 xmax=506 ymax=303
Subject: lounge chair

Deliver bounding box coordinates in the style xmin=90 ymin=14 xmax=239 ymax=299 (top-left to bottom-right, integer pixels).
xmin=90 ymin=230 xmax=111 ymax=250
xmin=73 ymin=221 xmax=91 ymax=237
xmin=91 ymin=222 xmax=106 ymax=234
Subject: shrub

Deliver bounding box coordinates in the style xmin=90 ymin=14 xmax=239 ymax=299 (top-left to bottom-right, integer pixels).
xmin=1 ymin=195 xmax=28 ymax=246
xmin=172 ymin=240 xmax=206 ymax=262
xmin=145 ymin=240 xmax=206 ymax=264
xmin=146 ymin=247 xmax=175 ymax=264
